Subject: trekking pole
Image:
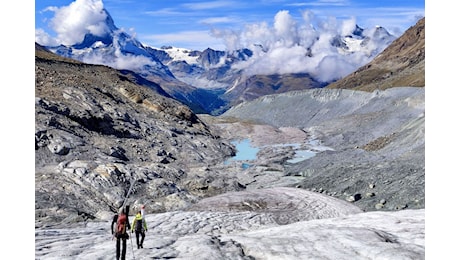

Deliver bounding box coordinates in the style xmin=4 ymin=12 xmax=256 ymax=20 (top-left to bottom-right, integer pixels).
xmin=121 ymin=175 xmax=136 ymax=210
xmin=120 ymin=174 xmax=137 ymax=259
xmin=129 ymin=234 xmax=136 ymax=260
xmin=128 ymin=176 xmax=137 ymax=259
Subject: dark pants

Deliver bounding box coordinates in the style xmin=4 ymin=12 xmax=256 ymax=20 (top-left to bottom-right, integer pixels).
xmin=116 ymin=237 xmax=127 ymax=260
xmin=135 ymin=231 xmax=145 ymax=248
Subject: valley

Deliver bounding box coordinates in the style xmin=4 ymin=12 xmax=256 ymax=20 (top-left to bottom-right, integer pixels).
xmin=34 ymin=7 xmax=425 ymax=258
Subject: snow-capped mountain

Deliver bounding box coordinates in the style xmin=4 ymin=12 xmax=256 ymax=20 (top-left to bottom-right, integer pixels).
xmin=162 ymin=24 xmax=395 ymax=110
xmin=45 ymin=8 xmax=226 ymax=114
xmin=145 ymin=24 xmax=396 ymax=112
xmin=49 ymin=10 xmax=170 ymax=76
xmin=42 ymin=7 xmax=396 ymax=115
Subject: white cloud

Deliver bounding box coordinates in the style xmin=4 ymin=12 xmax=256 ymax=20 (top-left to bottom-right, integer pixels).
xmin=35 ymin=28 xmax=60 ymax=46
xmin=212 ymin=9 xmax=386 ymax=82
xmin=340 ymin=16 xmax=357 ymax=35
xmin=199 ymin=16 xmax=235 ymax=24
xmin=144 ymin=8 xmax=186 ymax=16
xmin=182 ymin=1 xmax=239 ymax=10
xmin=273 ymin=10 xmax=299 ymax=47
xmin=315 ymin=54 xmax=357 ymax=82
xmin=47 ymin=0 xmax=110 ymax=46
xmin=79 ymin=48 xmax=156 ymax=72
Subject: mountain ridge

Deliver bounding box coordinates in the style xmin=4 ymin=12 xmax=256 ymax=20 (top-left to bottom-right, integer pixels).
xmin=326 ymin=17 xmax=425 ymax=91
xmin=39 ymin=5 xmax=403 ymax=115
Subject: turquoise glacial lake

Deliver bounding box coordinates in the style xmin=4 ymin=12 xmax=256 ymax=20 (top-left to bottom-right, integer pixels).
xmin=224 ymin=139 xmax=259 ymax=166
xmin=225 ymin=138 xmax=328 ymax=167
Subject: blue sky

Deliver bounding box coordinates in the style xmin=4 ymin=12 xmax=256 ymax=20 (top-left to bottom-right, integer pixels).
xmin=35 ymin=0 xmax=425 ymax=50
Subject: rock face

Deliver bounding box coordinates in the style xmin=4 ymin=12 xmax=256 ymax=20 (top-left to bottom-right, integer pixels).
xmin=35 ymin=46 xmax=238 ymax=226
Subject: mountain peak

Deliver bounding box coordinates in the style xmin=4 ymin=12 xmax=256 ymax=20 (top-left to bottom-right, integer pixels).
xmin=70 ymin=8 xmax=117 ymax=48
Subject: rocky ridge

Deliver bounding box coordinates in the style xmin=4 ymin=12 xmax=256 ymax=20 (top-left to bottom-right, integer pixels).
xmin=326 ymin=17 xmax=425 ymax=91
xmin=35 ymin=46 xmax=238 ymax=226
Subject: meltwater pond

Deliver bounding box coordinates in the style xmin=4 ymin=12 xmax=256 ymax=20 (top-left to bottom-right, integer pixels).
xmin=224 ymin=138 xmax=331 ymax=168
xmin=225 ymin=139 xmax=259 ymax=168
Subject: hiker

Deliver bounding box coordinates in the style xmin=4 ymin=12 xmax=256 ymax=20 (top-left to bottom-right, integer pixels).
xmin=131 ymin=210 xmax=148 ymax=249
xmin=111 ymin=207 xmax=131 ymax=260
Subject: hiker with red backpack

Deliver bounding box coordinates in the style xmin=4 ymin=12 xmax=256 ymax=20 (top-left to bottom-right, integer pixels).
xmin=111 ymin=207 xmax=131 ymax=260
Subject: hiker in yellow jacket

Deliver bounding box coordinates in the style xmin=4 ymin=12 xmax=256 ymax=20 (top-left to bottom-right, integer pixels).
xmin=131 ymin=210 xmax=148 ymax=249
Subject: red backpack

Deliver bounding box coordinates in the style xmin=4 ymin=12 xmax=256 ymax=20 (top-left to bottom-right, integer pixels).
xmin=116 ymin=213 xmax=128 ymax=237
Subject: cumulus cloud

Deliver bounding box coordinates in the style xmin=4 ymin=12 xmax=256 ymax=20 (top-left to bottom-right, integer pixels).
xmin=35 ymin=28 xmax=60 ymax=47
xmin=212 ymin=10 xmax=387 ymax=82
xmin=44 ymin=0 xmax=110 ymax=46
xmin=78 ymin=44 xmax=157 ymax=73
xmin=36 ymin=0 xmax=160 ymax=73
